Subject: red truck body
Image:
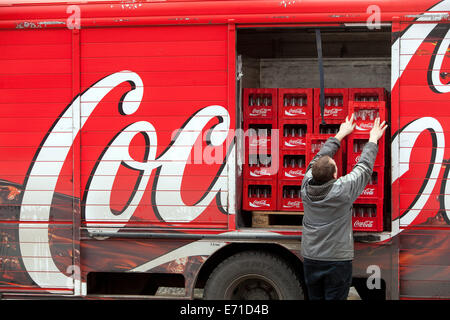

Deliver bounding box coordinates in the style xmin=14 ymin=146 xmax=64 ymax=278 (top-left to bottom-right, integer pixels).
xmin=0 ymin=0 xmax=449 ymax=300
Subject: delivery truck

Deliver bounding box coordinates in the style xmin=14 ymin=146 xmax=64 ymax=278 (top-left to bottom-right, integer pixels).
xmin=0 ymin=0 xmax=449 ymax=300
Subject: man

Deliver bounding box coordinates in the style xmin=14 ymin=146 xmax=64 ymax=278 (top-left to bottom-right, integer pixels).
xmin=300 ymin=114 xmax=387 ymax=300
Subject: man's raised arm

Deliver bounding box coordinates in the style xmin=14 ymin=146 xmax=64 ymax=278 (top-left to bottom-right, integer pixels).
xmin=339 ymin=117 xmax=388 ymax=202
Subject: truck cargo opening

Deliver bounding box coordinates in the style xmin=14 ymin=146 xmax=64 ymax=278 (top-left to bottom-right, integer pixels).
xmin=236 ymin=26 xmax=391 ymax=232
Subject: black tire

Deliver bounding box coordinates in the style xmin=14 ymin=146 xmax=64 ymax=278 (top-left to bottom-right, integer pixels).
xmin=203 ymin=251 xmax=304 ymax=300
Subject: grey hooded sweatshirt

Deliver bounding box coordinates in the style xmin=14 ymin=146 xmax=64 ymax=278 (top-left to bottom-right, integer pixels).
xmin=300 ymin=137 xmax=378 ymax=261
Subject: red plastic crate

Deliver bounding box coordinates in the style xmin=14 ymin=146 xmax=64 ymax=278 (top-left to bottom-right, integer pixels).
xmin=348 ymin=101 xmax=386 ymax=134
xmin=352 ymin=198 xmax=383 ymax=232
xmin=277 ymin=180 xmax=304 ymax=212
xmin=278 ymin=88 xmax=313 ymax=120
xmin=356 ymin=166 xmax=384 ymax=200
xmin=313 ymin=88 xmax=349 ymax=120
xmin=305 ymin=134 xmax=344 ymax=177
xmin=243 ymin=88 xmax=278 ymax=121
xmin=243 ymin=179 xmax=277 ymax=211
xmin=349 ymin=87 xmax=386 ymax=102
xmin=279 ymin=119 xmax=312 ymax=151
xmin=347 ymin=133 xmax=385 ymax=167
xmin=278 ymin=151 xmax=306 ymax=181
xmin=244 ymin=120 xmax=277 ymax=154
xmin=243 ymin=153 xmax=278 ymax=181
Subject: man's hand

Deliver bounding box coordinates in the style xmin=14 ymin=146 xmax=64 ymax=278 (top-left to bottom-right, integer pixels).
xmin=334 ymin=113 xmax=355 ymax=142
xmin=369 ymin=117 xmax=388 ymax=143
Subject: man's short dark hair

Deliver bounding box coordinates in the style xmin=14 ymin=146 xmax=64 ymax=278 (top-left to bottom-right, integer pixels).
xmin=311 ymin=156 xmax=336 ymax=184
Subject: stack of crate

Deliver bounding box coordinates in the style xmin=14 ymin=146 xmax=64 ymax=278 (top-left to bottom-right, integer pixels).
xmin=347 ymin=88 xmax=386 ymax=232
xmin=277 ymin=89 xmax=313 ymax=212
xmin=242 ymin=88 xmax=278 ymax=211
xmin=242 ymin=87 xmax=387 ymax=232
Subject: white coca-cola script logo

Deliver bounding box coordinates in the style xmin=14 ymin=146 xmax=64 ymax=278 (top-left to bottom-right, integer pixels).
xmin=285 ymin=108 xmax=306 ymax=116
xmin=250 ymin=138 xmax=269 ymax=147
xmin=283 ymin=200 xmax=302 ymax=208
xmin=353 ymin=220 xmax=374 ymax=228
xmin=285 ymin=169 xmax=304 ymax=178
xmin=18 ymin=70 xmax=232 ymax=293
xmin=356 ymin=122 xmax=374 ymax=131
xmin=361 ymin=188 xmax=375 ymax=196
xmin=250 ymin=107 xmax=270 ymax=117
xmin=285 ymin=139 xmax=305 ymax=147
xmin=324 ymin=108 xmax=341 ymax=117
xmin=250 ymin=168 xmax=271 ymax=177
xmin=249 ymin=200 xmax=270 ymax=207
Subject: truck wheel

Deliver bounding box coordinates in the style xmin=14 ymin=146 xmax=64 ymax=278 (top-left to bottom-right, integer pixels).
xmin=203 ymin=251 xmax=304 ymax=300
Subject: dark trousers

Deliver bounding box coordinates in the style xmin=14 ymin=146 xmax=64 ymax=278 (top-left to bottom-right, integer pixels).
xmin=303 ymin=258 xmax=352 ymax=300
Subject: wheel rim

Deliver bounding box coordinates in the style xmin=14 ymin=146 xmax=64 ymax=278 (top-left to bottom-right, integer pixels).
xmin=224 ymin=274 xmax=282 ymax=300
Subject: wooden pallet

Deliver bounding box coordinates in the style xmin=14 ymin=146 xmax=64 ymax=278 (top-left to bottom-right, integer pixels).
xmin=251 ymin=211 xmax=303 ymax=228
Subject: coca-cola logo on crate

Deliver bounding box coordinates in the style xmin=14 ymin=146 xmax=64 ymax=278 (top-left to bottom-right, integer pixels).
xmin=250 ymin=138 xmax=269 ymax=146
xmin=285 ymin=108 xmax=306 ymax=116
xmin=250 ymin=107 xmax=270 ymax=117
xmin=361 ymin=188 xmax=375 ymax=196
xmin=353 ymin=220 xmax=374 ymax=228
xmin=250 ymin=168 xmax=272 ymax=177
xmin=284 ymin=169 xmax=304 ymax=178
xmin=355 ymin=122 xmax=374 ymax=131
xmin=324 ymin=108 xmax=341 ymax=117
xmin=283 ymin=200 xmax=302 ymax=208
xmin=249 ymin=200 xmax=270 ymax=208
xmin=284 ymin=139 xmax=306 ymax=147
